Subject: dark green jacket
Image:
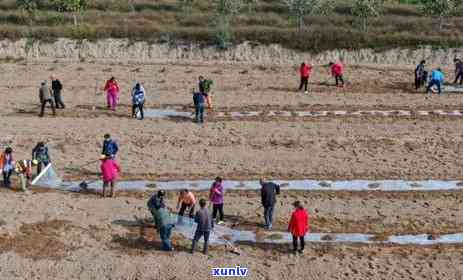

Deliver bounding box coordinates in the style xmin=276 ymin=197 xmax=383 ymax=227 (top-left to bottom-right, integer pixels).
xmin=152 ymin=207 xmax=174 ymax=231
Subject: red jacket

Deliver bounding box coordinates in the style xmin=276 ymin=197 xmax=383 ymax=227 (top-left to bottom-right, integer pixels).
xmin=331 ymin=62 xmax=344 ymax=76
xmin=288 ymin=208 xmax=309 ymax=237
xmin=300 ymin=64 xmax=312 ymax=78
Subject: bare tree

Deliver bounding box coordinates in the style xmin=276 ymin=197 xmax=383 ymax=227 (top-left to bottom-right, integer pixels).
xmin=351 ymin=0 xmax=384 ymax=32
xmin=51 ymin=0 xmax=87 ymax=26
xmin=283 ymin=0 xmax=335 ymax=30
xmin=420 ymin=0 xmax=460 ymax=30
xmin=213 ymin=0 xmax=242 ymax=49
xmin=178 ymin=0 xmax=194 ymax=14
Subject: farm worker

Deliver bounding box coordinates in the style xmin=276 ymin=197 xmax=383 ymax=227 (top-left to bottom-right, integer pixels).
xmin=199 ymin=76 xmax=213 ymax=109
xmin=426 ymin=68 xmax=445 ymax=95
xmin=15 ymin=159 xmax=36 ymax=192
xmin=0 ymin=147 xmax=14 ymax=188
xmin=131 ymin=82 xmax=145 ymax=120
xmin=100 ymin=153 xmax=120 ymax=197
xmin=260 ymin=178 xmax=280 ymax=230
xmin=299 ymin=62 xmax=312 ymax=93
xmin=32 ymin=142 xmax=50 ymax=175
xmin=288 ymin=201 xmax=310 ymax=254
xmin=191 ymin=198 xmax=213 ymax=255
xmin=104 ymin=77 xmax=120 ymax=111
xmin=51 ymin=75 xmax=65 ymax=109
xmin=454 ymin=58 xmax=463 ymax=85
xmin=102 ymin=134 xmax=119 ymax=158
xmin=39 ymin=80 xmax=56 ymax=117
xmin=414 ymin=60 xmax=427 ymax=90
xmin=148 ymin=190 xmax=166 ymax=213
xmin=329 ymin=61 xmax=344 ymax=87
xmin=176 ymin=189 xmax=196 ymax=224
xmin=148 ymin=191 xmax=175 ymax=251
xmin=209 ymin=176 xmax=224 ymax=225
xmin=192 ymin=89 xmax=205 ymax=124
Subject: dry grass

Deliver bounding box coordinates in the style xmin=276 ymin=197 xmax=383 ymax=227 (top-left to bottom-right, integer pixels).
xmin=0 ymin=0 xmax=462 ymax=52
xmin=0 ymin=220 xmax=72 ymax=259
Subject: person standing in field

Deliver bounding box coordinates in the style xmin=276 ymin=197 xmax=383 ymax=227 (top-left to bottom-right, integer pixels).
xmin=39 ymin=81 xmax=56 ymax=117
xmin=329 ymin=61 xmax=344 ymax=87
xmin=260 ymin=178 xmax=280 ymax=230
xmin=414 ymin=60 xmax=427 ymax=90
xmin=454 ymin=58 xmax=463 ymax=85
xmin=209 ymin=176 xmax=224 ymax=225
xmin=198 ymin=76 xmax=213 ymax=109
xmin=299 ymin=62 xmax=312 ymax=93
xmin=131 ymin=82 xmax=145 ymax=120
xmin=191 ymin=198 xmax=213 ymax=255
xmin=104 ymin=77 xmax=120 ymax=111
xmin=100 ymin=153 xmax=120 ymax=197
xmin=15 ymin=159 xmax=36 ymax=192
xmin=32 ymin=142 xmax=50 ymax=175
xmin=51 ymin=75 xmax=65 ymax=109
xmin=288 ymin=201 xmax=310 ymax=254
xmin=192 ymin=89 xmax=206 ymax=124
xmin=0 ymin=147 xmax=14 ymax=188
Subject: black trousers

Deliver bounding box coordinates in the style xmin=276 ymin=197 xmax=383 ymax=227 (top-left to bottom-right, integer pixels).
xmin=40 ymin=99 xmax=56 ymax=116
xmin=179 ymin=202 xmax=195 ymax=218
xmin=2 ymin=170 xmax=12 ymax=187
xmin=299 ymin=77 xmax=308 ymax=91
xmin=415 ymin=77 xmax=423 ymax=90
xmin=132 ymin=104 xmax=144 ymax=120
xmin=292 ymin=235 xmax=305 ymax=252
xmin=212 ymin=203 xmax=224 ymax=221
xmin=335 ymin=75 xmax=344 ymax=86
xmin=454 ymin=72 xmax=463 ymax=85
xmin=53 ymin=90 xmax=65 ymax=108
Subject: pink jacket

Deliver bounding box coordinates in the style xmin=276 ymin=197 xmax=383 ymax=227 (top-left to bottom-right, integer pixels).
xmin=100 ymin=159 xmax=120 ymax=182
xmin=104 ymin=80 xmax=120 ymax=95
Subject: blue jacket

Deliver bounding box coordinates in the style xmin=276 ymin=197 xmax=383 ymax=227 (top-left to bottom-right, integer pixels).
xmin=132 ymin=86 xmax=145 ymax=105
xmin=193 ymin=92 xmax=205 ymax=107
xmin=102 ymin=139 xmax=118 ymax=157
xmin=430 ymin=70 xmax=444 ymax=83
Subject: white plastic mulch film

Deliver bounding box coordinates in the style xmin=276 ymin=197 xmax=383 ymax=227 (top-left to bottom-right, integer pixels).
xmin=165 ymin=212 xmax=250 ymax=245
xmin=31 ymin=163 xmax=62 ymax=188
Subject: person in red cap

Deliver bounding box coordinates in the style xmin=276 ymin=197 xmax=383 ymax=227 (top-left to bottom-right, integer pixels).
xmin=329 ymin=61 xmax=344 ymax=87
xmin=288 ymin=200 xmax=310 ymax=254
xmin=299 ymin=62 xmax=312 ymax=93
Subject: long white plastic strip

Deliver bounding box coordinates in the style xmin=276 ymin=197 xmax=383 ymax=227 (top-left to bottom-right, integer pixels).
xmin=143 ymin=109 xmax=463 ymax=119
xmin=30 ymin=163 xmax=52 ymax=185
xmin=50 ymin=179 xmax=463 ymax=192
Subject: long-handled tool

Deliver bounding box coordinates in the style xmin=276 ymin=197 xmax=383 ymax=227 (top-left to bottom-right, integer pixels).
xmin=212 ymin=228 xmax=241 ymax=255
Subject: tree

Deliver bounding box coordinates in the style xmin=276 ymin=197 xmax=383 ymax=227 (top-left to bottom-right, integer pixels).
xmin=243 ymin=0 xmax=259 ymax=13
xmin=351 ymin=0 xmax=384 ymax=32
xmin=212 ymin=0 xmax=242 ymax=49
xmin=16 ymin=0 xmax=40 ymax=24
xmin=420 ymin=0 xmax=460 ymax=30
xmin=178 ymin=0 xmax=194 ymax=14
xmin=283 ymin=0 xmax=335 ymax=31
xmin=51 ymin=0 xmax=87 ymax=26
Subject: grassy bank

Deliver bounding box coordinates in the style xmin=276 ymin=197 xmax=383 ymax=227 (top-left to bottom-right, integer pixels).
xmin=0 ymin=0 xmax=462 ymax=53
